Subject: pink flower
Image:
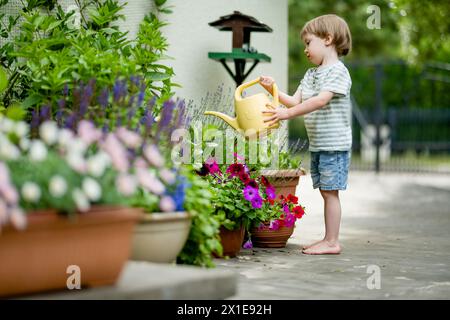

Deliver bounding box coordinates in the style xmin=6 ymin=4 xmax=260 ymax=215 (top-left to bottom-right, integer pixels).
xmin=0 ymin=162 xmax=11 ymax=185
xmin=101 ymin=134 xmax=129 ymax=173
xmin=144 ymin=144 xmax=164 ymax=167
xmin=251 ymin=196 xmax=263 ymax=209
xmin=78 ymin=120 xmax=102 ymax=145
xmin=116 ymin=127 xmax=142 ymax=148
xmin=269 ymin=220 xmax=280 ymax=231
xmin=243 ymin=185 xmax=258 ymax=201
xmin=134 ymin=157 xmax=147 ymax=169
xmin=266 ymin=186 xmax=276 ymax=200
xmin=0 ymin=199 xmax=7 ymax=225
xmin=137 ymin=168 xmax=165 ymax=195
xmin=116 ymin=174 xmax=137 ymax=196
xmin=0 ymin=184 xmax=19 ymax=204
xmin=284 ymin=213 xmax=296 ymax=228
xmin=159 ymin=168 xmax=176 ymax=185
xmin=205 ymin=157 xmax=221 ymax=175
xmin=159 ymin=196 xmax=176 ymax=212
xmin=226 ymin=163 xmax=245 ymax=177
xmin=9 ymin=207 xmax=27 ymax=230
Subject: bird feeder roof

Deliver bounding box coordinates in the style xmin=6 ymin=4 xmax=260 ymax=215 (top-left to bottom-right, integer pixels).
xmin=208 ymin=11 xmax=272 ymax=32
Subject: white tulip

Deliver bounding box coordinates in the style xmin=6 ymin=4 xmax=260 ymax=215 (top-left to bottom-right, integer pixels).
xmin=21 ymin=182 xmax=41 ymax=203
xmin=82 ymin=177 xmax=102 ymax=201
xmin=49 ymin=175 xmax=68 ymax=198
xmin=39 ymin=121 xmax=59 ymax=145
xmin=72 ymin=188 xmax=90 ymax=212
xmin=29 ymin=140 xmax=48 ymax=162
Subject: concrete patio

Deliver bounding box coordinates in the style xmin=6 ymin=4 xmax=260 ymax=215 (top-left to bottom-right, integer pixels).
xmin=216 ymin=171 xmax=450 ymax=300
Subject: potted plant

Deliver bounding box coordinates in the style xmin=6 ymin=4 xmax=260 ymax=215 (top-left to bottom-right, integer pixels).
xmin=0 ymin=116 xmax=144 ymax=297
xmin=197 ymin=157 xmax=271 ymax=257
xmin=258 ymin=150 xmax=307 ymax=199
xmin=248 ymin=191 xmax=306 ymax=248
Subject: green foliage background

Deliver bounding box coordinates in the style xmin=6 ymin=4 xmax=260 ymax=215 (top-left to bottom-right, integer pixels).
xmin=287 ymin=0 xmax=450 ymax=142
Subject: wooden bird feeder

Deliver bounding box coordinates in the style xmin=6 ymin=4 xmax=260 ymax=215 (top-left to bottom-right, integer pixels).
xmin=208 ymin=11 xmax=272 ymax=86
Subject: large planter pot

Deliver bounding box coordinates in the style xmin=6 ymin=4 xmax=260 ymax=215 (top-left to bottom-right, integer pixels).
xmin=259 ymin=169 xmax=306 ymax=199
xmin=216 ymin=225 xmax=245 ymax=258
xmin=250 ymin=224 xmax=295 ymax=248
xmin=131 ymin=211 xmax=191 ymax=263
xmin=0 ymin=205 xmax=141 ymax=298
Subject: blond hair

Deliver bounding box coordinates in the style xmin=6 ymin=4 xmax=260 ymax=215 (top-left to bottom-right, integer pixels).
xmin=301 ymin=14 xmax=352 ymax=56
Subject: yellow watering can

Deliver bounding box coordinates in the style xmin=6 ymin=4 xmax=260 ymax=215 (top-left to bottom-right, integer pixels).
xmin=204 ymin=77 xmax=280 ymax=137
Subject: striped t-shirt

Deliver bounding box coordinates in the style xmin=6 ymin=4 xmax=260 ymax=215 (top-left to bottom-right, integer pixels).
xmin=298 ymin=60 xmax=352 ymax=151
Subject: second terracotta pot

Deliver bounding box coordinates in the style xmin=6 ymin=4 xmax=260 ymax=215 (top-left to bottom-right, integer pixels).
xmin=250 ymin=224 xmax=295 ymax=248
xmin=216 ymin=225 xmax=245 ymax=258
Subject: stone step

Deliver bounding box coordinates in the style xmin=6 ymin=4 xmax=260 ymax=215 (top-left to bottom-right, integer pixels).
xmin=21 ymin=261 xmax=238 ymax=300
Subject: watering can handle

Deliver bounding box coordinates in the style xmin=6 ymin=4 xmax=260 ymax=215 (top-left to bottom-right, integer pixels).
xmin=235 ymin=77 xmax=279 ymax=107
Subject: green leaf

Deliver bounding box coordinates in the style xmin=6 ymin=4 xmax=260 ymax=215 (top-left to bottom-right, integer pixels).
xmin=6 ymin=103 xmax=26 ymax=120
xmin=0 ymin=67 xmax=7 ymax=92
xmin=147 ymin=71 xmax=171 ymax=81
xmin=21 ymin=94 xmax=42 ymax=108
xmin=154 ymin=0 xmax=167 ymax=6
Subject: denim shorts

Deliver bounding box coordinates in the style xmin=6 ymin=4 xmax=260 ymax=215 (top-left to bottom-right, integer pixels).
xmin=310 ymin=151 xmax=351 ymax=190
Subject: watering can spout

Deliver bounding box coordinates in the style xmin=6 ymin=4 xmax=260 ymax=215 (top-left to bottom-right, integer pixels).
xmin=204 ymin=111 xmax=239 ymax=131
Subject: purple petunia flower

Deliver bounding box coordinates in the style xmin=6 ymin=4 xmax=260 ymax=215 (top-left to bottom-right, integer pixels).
xmin=284 ymin=213 xmax=296 ymax=228
xmin=243 ymin=239 xmax=253 ymax=249
xmin=269 ymin=220 xmax=280 ymax=231
xmin=243 ymin=185 xmax=258 ymax=201
xmin=266 ymin=186 xmax=276 ymax=200
xmin=251 ymin=195 xmax=263 ymax=209
xmin=283 ymin=204 xmax=290 ymax=215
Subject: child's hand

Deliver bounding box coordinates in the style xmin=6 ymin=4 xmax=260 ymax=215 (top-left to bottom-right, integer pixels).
xmin=262 ymin=104 xmax=290 ymax=127
xmin=259 ymin=76 xmax=275 ymax=93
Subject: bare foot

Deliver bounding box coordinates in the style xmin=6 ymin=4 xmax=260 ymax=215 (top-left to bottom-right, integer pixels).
xmin=302 ymin=239 xmax=324 ymax=250
xmin=302 ymin=240 xmax=342 ymax=255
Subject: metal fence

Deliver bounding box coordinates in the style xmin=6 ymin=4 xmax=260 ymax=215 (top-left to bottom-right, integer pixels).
xmin=348 ymin=61 xmax=450 ymax=174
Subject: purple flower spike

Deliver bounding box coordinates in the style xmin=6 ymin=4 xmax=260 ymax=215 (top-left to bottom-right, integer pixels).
xmin=243 ymin=186 xmax=258 ymax=201
xmin=243 ymin=239 xmax=253 ymax=249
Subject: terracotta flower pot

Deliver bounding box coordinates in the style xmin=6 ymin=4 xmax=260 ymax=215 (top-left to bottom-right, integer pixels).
xmin=0 ymin=205 xmax=141 ymax=298
xmin=131 ymin=211 xmax=192 ymax=263
xmin=250 ymin=224 xmax=295 ymax=248
xmin=259 ymin=169 xmax=306 ymax=199
xmin=216 ymin=225 xmax=245 ymax=258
